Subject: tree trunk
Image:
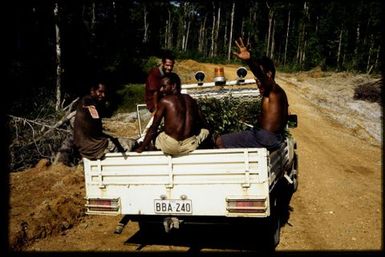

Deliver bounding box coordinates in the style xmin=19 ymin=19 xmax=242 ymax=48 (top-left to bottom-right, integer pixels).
xmin=227 ymin=2 xmax=235 ymax=61
xmin=353 ymin=23 xmax=360 ymax=68
xmin=167 ymin=9 xmax=172 ymax=48
xmin=54 ymin=2 xmax=62 ymax=111
xmin=296 ymin=24 xmax=302 ymax=64
xmin=266 ymin=11 xmax=273 ymax=56
xmin=198 ymin=15 xmax=207 ymax=54
xmin=181 ymin=20 xmax=186 ymax=51
xmin=301 ymin=38 xmax=307 ymax=65
xmin=265 ymin=1 xmax=274 ymax=57
xmin=164 ymin=19 xmax=169 ymax=48
xmin=223 ymin=20 xmax=227 ymax=53
xmin=214 ymin=5 xmax=221 ymax=56
xmin=297 ymin=1 xmax=308 ymax=66
xmin=181 ymin=2 xmax=194 ymax=52
xmin=143 ymin=4 xmax=149 ymax=43
xmin=270 ymin=17 xmax=275 ymax=59
xmin=366 ymin=34 xmax=374 ymax=73
xmin=91 ymin=2 xmax=96 ymax=36
xmin=374 ymin=45 xmax=380 ymax=70
xmin=209 ymin=2 xmax=216 ymax=57
xmin=337 ymin=29 xmax=343 ymax=70
xmin=284 ymin=8 xmax=291 ymax=66
xmin=184 ymin=20 xmax=191 ymax=51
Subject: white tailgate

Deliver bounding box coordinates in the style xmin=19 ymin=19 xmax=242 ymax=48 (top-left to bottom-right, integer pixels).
xmin=84 ymin=148 xmax=270 ymax=217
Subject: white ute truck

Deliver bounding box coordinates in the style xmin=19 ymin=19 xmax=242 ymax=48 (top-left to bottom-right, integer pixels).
xmin=83 ymin=78 xmax=298 ymax=250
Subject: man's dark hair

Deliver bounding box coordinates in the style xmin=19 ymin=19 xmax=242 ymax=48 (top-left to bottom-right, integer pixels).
xmin=161 ymin=50 xmax=176 ymax=62
xmin=89 ymin=77 xmax=107 ymax=90
xmin=163 ymin=72 xmax=181 ymax=91
xmin=258 ymin=56 xmax=276 ymax=79
xmin=90 ymin=81 xmax=106 ymax=92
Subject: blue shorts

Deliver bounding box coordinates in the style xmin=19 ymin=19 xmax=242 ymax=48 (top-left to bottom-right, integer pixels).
xmin=220 ymin=128 xmax=283 ymax=150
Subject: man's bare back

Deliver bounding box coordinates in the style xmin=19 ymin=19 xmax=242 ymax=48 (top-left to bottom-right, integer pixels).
xmin=136 ymin=72 xmax=208 ymax=154
xmin=157 ymin=94 xmax=202 ymax=141
xmin=259 ymin=83 xmax=289 ymax=133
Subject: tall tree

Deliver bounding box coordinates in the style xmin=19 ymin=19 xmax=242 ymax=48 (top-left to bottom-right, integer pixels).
xmin=164 ymin=7 xmax=173 ymax=49
xmin=54 ymin=2 xmax=62 ymax=111
xmin=181 ymin=2 xmax=195 ymax=51
xmin=143 ymin=3 xmax=149 ymax=43
xmin=198 ymin=14 xmax=207 ymax=54
xmin=283 ymin=7 xmax=291 ymax=66
xmin=336 ymin=28 xmax=344 ymax=71
xmin=209 ymin=2 xmax=216 ymax=57
xmin=214 ymin=3 xmax=221 ymax=56
xmin=296 ymin=1 xmax=309 ymax=67
xmin=227 ymin=2 xmax=235 ymax=60
xmin=265 ymin=1 xmax=275 ymax=58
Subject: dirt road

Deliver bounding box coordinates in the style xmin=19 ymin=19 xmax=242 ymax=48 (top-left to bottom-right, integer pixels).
xmin=276 ymin=76 xmax=382 ymax=251
xmin=11 ymin=62 xmax=382 ymax=253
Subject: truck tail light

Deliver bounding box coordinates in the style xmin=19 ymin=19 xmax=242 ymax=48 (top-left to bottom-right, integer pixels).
xmin=85 ymin=198 xmax=120 ymax=215
xmin=226 ymin=197 xmax=267 ymax=213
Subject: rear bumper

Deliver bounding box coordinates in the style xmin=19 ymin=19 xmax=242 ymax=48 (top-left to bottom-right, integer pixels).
xmin=128 ymin=214 xmax=269 ymax=226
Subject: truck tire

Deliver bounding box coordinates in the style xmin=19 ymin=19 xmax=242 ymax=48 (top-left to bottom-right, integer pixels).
xmin=268 ymin=198 xmax=281 ymax=249
xmin=257 ymin=195 xmax=281 ymax=253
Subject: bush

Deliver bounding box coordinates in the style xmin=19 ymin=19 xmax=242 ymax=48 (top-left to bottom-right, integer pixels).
xmin=143 ymin=56 xmax=160 ymax=74
xmin=353 ymin=79 xmax=382 ymax=105
xmin=114 ymin=84 xmax=145 ymax=113
xmin=198 ymin=96 xmax=261 ymax=136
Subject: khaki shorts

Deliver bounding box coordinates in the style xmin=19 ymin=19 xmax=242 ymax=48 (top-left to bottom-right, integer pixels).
xmin=155 ymin=128 xmax=209 ymax=156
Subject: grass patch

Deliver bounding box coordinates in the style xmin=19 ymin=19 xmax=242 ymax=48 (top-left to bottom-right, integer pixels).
xmin=113 ymin=83 xmax=145 ymax=113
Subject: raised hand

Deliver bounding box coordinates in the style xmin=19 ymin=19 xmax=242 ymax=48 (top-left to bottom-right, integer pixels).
xmin=233 ymin=37 xmax=251 ymax=61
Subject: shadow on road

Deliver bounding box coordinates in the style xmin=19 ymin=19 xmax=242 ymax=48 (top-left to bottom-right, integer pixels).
xmin=124 ymin=212 xmax=293 ymax=255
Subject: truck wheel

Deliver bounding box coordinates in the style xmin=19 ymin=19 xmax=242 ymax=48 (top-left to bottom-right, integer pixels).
xmin=263 ymin=197 xmax=281 ymax=252
xmin=271 ymin=213 xmax=281 ymax=247
xmin=269 ymin=198 xmax=281 ymax=248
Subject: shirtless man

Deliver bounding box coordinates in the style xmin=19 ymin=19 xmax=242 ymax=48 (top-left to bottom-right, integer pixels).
xmin=215 ymin=37 xmax=289 ymax=150
xmin=136 ymin=72 xmax=209 ymax=156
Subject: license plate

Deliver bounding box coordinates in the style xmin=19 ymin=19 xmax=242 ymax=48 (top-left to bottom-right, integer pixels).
xmin=154 ymin=199 xmax=192 ymax=214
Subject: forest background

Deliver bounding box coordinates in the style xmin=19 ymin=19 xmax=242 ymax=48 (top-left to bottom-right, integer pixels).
xmin=4 ymin=0 xmax=383 ymax=171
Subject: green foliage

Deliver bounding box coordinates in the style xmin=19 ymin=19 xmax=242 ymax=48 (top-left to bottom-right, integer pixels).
xmin=114 ymin=84 xmax=145 ymax=113
xmin=279 ymin=63 xmax=302 ymax=73
xmin=197 ymin=96 xmax=261 ymax=136
xmin=11 ymin=86 xmax=57 ymax=117
xmin=112 ymin=84 xmax=263 ymax=135
xmin=143 ymin=56 xmax=161 ymax=74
